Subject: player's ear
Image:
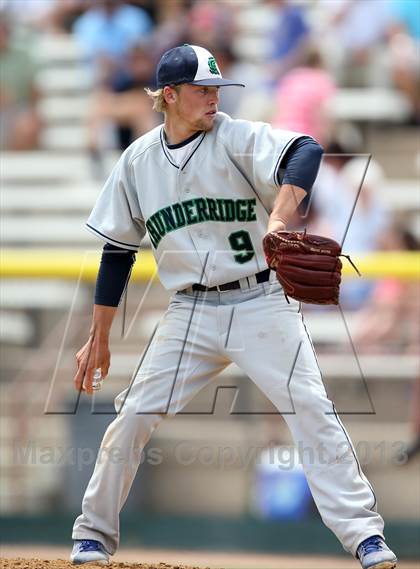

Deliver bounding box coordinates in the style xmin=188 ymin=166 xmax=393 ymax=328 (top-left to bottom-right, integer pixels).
xmin=163 ymin=85 xmax=179 ymax=105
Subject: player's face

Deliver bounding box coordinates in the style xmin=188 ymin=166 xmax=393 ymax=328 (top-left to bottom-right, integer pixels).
xmin=172 ymin=84 xmax=220 ymax=131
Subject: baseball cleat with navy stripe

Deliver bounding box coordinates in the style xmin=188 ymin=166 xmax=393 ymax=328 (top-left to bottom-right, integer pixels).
xmin=70 ymin=539 xmax=109 ymax=565
xmin=357 ymin=535 xmax=397 ymax=569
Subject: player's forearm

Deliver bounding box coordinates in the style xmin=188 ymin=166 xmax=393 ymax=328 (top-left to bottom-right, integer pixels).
xmin=268 ymin=183 xmax=307 ymax=232
xmin=90 ymin=304 xmax=118 ymax=339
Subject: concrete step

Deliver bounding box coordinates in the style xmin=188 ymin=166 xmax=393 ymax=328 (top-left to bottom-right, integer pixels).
xmin=36 ymin=66 xmax=92 ymax=95
xmin=0 ymin=215 xmax=95 ymax=245
xmin=38 ymin=95 xmax=90 ymax=123
xmin=367 ymin=126 xmax=420 ymax=153
xmin=1 ymin=152 xmax=92 ymax=182
xmin=35 ymin=34 xmax=83 ymax=65
xmin=377 ymin=152 xmax=419 ymax=180
xmin=380 ymin=179 xmax=419 ymax=210
xmin=233 ymin=5 xmax=274 ymax=61
xmin=40 ymin=124 xmax=89 ymax=151
xmin=1 ymin=184 xmax=100 ymax=213
xmin=0 ymin=311 xmax=35 ymax=345
xmin=366 ymin=126 xmax=420 ymax=179
xmin=331 ymin=89 xmax=412 ymax=123
xmin=0 ymin=280 xmax=90 ymax=309
xmin=1 ymin=151 xmax=120 ymax=183
xmin=0 ymin=219 xmax=152 ymax=248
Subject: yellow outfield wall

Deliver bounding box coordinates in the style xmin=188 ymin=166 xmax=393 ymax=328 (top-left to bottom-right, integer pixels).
xmin=0 ymin=249 xmax=419 ymax=282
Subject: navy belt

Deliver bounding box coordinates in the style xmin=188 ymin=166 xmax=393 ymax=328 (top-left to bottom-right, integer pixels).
xmin=188 ymin=268 xmax=271 ymax=292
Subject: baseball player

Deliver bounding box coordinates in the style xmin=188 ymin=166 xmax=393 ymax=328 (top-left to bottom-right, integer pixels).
xmin=70 ymin=45 xmax=397 ymax=569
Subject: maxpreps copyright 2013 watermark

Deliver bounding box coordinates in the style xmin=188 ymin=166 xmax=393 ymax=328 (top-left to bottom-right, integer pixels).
xmin=12 ymin=440 xmax=409 ymax=472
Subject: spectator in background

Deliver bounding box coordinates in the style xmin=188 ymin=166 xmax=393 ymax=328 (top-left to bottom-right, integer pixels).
xmin=391 ymin=0 xmax=420 ymax=42
xmin=324 ymin=0 xmax=394 ymax=87
xmin=73 ymin=0 xmax=154 ymax=166
xmin=267 ymin=0 xmax=310 ymax=82
xmin=314 ymin=153 xmax=389 ymax=252
xmin=148 ymin=0 xmax=189 ymax=59
xmin=0 ymin=0 xmax=86 ymax=35
xmin=339 ymin=157 xmax=389 ymax=253
xmin=310 ymin=140 xmax=352 ymax=234
xmin=187 ymin=0 xmax=235 ymax=48
xmin=337 ymin=158 xmax=389 ymax=308
xmin=354 ymin=225 xmax=419 ymax=353
xmin=272 ymin=46 xmax=336 ymax=146
xmin=403 ymin=375 xmax=420 ymax=462
xmin=73 ymin=0 xmax=153 ymax=78
xmin=0 ymin=15 xmax=42 ymax=150
xmin=87 ymin=43 xmax=158 ymax=155
xmin=354 ymin=223 xmax=419 ymax=462
xmin=313 ymin=154 xmax=389 ymax=309
xmin=41 ymin=0 xmax=87 ymax=35
xmin=211 ymin=44 xmax=265 ymax=118
xmin=389 ymin=0 xmax=420 ymax=123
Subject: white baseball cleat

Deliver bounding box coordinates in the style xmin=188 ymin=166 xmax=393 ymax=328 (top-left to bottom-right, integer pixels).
xmin=70 ymin=539 xmax=109 ymax=565
xmin=357 ymin=535 xmax=397 ymax=569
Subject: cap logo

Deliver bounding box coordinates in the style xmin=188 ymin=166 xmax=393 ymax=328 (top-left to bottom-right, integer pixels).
xmin=208 ymin=56 xmax=220 ymax=75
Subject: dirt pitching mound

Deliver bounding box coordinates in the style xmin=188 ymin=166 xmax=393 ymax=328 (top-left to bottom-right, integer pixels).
xmin=0 ymin=561 xmax=212 ymax=569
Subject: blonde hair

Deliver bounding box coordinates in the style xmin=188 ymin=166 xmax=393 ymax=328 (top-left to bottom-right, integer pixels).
xmin=144 ymin=85 xmax=181 ymax=113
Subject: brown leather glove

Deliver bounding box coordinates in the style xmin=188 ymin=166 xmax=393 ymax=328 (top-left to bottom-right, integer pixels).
xmin=263 ymin=230 xmax=352 ymax=305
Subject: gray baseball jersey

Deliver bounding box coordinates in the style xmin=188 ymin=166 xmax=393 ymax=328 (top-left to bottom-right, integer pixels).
xmin=86 ymin=112 xmax=306 ymax=291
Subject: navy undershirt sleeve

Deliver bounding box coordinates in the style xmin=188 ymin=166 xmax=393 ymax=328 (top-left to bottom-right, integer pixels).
xmin=95 ymin=243 xmax=136 ymax=307
xmin=276 ymin=136 xmax=323 ymax=193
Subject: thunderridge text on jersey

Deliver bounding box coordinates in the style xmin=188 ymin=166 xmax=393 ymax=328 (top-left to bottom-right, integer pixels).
xmin=145 ymin=197 xmax=257 ymax=248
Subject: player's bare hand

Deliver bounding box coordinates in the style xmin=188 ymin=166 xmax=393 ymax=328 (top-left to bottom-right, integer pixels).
xmin=74 ymin=334 xmax=110 ymax=395
xmin=266 ymin=219 xmax=286 ymax=235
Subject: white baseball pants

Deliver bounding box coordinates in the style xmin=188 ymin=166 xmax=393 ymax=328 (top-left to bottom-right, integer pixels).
xmin=72 ymin=279 xmax=384 ymax=556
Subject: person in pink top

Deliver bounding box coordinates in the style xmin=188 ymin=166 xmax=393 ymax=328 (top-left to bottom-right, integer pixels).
xmin=272 ymin=47 xmax=336 ymax=146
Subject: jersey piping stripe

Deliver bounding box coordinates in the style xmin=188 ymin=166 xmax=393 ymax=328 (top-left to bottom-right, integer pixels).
xmin=160 ymin=128 xmax=179 ymax=168
xmin=86 ymin=223 xmax=140 ymax=250
xmin=129 ymin=139 xmax=161 ymax=169
xmin=331 ymin=401 xmax=377 ymax=511
xmin=299 ymin=311 xmax=377 ymax=512
xmin=181 ymin=132 xmax=206 ymax=170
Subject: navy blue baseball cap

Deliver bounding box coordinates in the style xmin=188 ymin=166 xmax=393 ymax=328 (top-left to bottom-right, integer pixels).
xmin=156 ymin=44 xmax=245 ymax=88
